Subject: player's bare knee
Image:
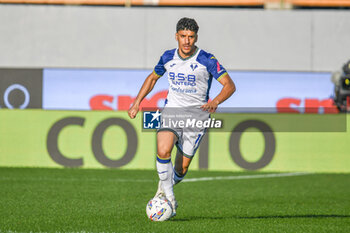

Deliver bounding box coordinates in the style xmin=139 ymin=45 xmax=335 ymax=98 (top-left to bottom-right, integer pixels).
xmin=157 ymin=148 xmax=171 ymax=158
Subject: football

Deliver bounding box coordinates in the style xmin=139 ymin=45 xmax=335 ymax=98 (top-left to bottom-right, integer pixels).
xmin=146 ymin=197 xmax=173 ymax=221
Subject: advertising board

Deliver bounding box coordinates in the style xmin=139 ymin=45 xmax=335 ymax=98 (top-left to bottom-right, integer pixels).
xmin=43 ymin=69 xmax=336 ymax=113
xmin=0 ymin=68 xmax=337 ymax=113
xmin=1 ymin=110 xmax=349 ymax=172
xmin=0 ymin=69 xmax=42 ymax=109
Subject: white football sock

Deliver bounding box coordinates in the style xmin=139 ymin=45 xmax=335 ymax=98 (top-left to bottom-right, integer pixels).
xmin=156 ymin=155 xmax=174 ymax=199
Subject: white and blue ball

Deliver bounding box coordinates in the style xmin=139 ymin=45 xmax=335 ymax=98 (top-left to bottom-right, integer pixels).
xmin=146 ymin=197 xmax=173 ymax=221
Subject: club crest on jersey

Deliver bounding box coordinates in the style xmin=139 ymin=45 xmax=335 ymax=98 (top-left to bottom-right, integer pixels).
xmin=190 ymin=63 xmax=198 ymax=71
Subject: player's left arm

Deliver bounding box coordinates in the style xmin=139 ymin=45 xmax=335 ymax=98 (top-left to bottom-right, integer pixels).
xmin=201 ymin=73 xmax=236 ymax=113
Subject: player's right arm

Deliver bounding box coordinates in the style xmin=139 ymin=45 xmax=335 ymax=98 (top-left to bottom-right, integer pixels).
xmin=128 ymin=71 xmax=161 ymax=119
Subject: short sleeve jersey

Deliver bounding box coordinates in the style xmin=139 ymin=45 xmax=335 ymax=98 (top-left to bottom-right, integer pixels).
xmin=153 ymin=48 xmax=228 ymax=107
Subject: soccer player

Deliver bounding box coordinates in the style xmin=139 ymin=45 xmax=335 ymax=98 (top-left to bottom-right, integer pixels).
xmin=128 ymin=17 xmax=236 ymax=218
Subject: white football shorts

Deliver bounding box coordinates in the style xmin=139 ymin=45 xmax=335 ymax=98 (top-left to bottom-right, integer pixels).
xmin=157 ymin=107 xmax=209 ymax=158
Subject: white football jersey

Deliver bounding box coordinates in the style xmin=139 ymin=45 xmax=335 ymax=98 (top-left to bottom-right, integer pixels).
xmin=154 ymin=48 xmax=228 ymax=107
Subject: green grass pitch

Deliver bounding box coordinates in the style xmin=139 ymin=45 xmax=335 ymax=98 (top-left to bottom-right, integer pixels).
xmin=0 ymin=167 xmax=349 ymax=232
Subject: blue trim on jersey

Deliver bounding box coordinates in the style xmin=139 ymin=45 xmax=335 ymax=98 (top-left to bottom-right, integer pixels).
xmin=196 ymin=50 xmax=227 ymax=81
xmin=197 ymin=50 xmax=227 ymax=102
xmin=196 ymin=50 xmax=209 ymax=68
xmin=154 ymin=49 xmax=176 ymax=77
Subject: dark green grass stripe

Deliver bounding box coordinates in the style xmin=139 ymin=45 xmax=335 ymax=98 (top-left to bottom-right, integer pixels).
xmin=0 ymin=167 xmax=349 ymax=233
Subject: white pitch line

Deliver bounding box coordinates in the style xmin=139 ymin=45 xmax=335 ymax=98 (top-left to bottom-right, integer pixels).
xmin=0 ymin=172 xmax=312 ymax=183
xmin=182 ymin=172 xmax=312 ymax=183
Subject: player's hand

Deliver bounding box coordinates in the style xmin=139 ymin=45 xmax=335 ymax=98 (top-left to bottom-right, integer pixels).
xmin=128 ymin=103 xmax=139 ymax=119
xmin=200 ymin=101 xmax=218 ymax=113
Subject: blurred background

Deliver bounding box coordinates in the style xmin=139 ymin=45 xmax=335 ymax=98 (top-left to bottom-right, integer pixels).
xmin=0 ymin=0 xmax=350 ymax=172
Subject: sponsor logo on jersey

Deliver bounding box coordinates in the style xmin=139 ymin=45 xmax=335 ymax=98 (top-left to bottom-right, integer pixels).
xmin=169 ymin=72 xmax=196 ymax=86
xmin=170 ymin=63 xmax=176 ymax=68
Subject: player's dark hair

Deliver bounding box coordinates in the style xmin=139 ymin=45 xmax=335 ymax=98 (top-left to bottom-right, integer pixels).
xmin=176 ymin=17 xmax=199 ymax=33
